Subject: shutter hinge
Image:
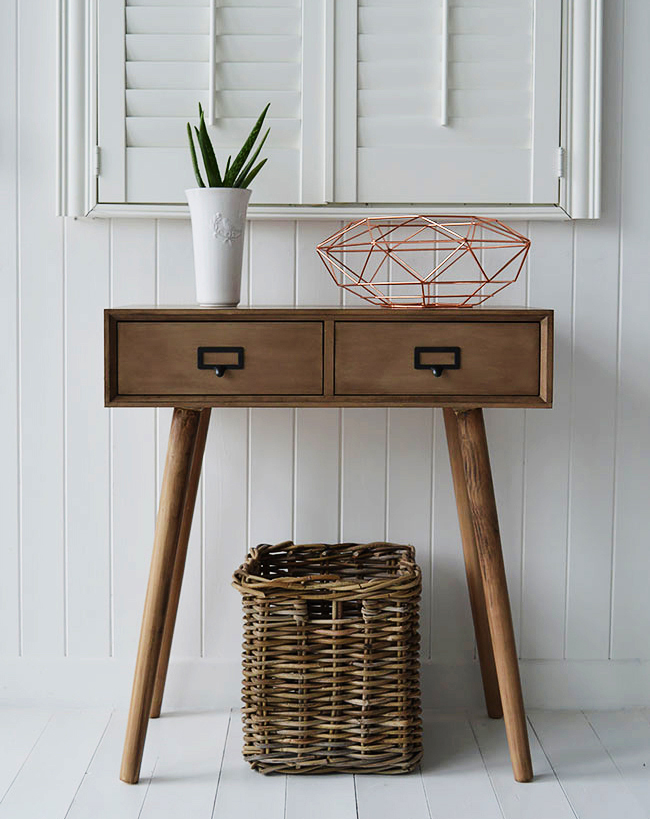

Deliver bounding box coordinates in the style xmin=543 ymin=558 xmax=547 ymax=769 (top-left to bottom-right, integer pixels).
xmin=557 ymin=147 xmax=566 ymax=179
xmin=94 ymin=146 xmax=101 ymax=177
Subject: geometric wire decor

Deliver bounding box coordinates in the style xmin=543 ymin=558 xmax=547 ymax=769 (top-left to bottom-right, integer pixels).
xmin=316 ymin=215 xmax=531 ymax=308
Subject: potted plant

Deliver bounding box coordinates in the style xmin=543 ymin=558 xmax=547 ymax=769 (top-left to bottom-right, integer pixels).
xmin=186 ymin=102 xmax=270 ymax=306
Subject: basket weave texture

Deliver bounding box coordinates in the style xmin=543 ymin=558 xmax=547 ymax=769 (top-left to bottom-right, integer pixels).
xmin=232 ymin=541 xmax=423 ymax=774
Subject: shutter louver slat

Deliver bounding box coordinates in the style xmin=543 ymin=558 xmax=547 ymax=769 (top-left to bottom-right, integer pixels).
xmin=125 ymin=90 xmax=300 ymax=118
xmin=120 ymin=1 xmax=303 ymax=205
xmin=126 ymin=62 xmax=299 ymax=90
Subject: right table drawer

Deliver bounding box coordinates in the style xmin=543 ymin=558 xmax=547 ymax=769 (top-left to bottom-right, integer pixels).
xmin=334 ymin=321 xmax=541 ymax=396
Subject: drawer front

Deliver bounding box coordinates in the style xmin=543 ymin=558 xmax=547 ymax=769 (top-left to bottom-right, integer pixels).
xmin=117 ymin=322 xmax=323 ymax=395
xmin=335 ymin=322 xmax=540 ymax=396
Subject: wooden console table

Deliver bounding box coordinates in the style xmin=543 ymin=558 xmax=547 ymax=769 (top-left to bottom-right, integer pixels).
xmin=104 ymin=306 xmax=553 ymax=785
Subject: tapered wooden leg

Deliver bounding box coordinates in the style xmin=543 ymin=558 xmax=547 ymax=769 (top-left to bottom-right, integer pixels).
xmin=443 ymin=408 xmax=503 ymax=719
xmin=454 ymin=408 xmax=533 ymax=783
xmin=120 ymin=408 xmax=203 ymax=785
xmin=150 ymin=407 xmax=211 ymax=719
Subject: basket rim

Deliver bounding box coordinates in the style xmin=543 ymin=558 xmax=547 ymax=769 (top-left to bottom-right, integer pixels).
xmin=232 ymin=540 xmax=421 ymax=597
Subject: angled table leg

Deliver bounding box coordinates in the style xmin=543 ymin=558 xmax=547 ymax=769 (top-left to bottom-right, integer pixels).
xmin=150 ymin=407 xmax=211 ymax=719
xmin=120 ymin=407 xmax=204 ymax=785
xmin=443 ymin=408 xmax=503 ymax=719
xmin=452 ymin=408 xmax=533 ymax=783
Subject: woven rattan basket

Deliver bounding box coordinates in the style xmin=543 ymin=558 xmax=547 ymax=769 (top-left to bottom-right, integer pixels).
xmin=232 ymin=540 xmax=422 ymax=774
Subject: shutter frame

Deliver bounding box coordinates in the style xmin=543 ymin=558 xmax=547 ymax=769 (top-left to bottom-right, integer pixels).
xmin=57 ymin=0 xmax=602 ymax=218
xmin=56 ymin=0 xmax=97 ymax=216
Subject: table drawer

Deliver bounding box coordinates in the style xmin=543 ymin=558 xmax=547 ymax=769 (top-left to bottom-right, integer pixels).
xmin=334 ymin=321 xmax=540 ymax=396
xmin=117 ymin=321 xmax=323 ymax=395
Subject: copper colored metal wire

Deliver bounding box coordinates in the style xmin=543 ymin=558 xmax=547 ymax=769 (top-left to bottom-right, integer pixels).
xmin=316 ymin=215 xmax=530 ymax=308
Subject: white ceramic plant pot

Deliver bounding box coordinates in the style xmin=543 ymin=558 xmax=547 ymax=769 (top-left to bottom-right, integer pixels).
xmin=186 ymin=187 xmax=252 ymax=307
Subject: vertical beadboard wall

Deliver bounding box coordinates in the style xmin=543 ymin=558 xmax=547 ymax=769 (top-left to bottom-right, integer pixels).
xmin=2 ymin=0 xmax=650 ymax=708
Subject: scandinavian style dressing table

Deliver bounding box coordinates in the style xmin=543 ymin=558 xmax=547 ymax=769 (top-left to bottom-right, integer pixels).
xmin=105 ymin=306 xmax=553 ymax=785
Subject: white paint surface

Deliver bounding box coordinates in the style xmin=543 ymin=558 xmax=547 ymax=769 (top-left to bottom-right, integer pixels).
xmin=2 ymin=708 xmax=650 ymax=818
xmin=1 ymin=0 xmax=649 ymax=709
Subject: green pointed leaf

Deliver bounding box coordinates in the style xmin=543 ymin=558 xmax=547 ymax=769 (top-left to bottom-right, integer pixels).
xmin=186 ymin=122 xmax=205 ymax=187
xmin=238 ymin=157 xmax=268 ymax=190
xmin=196 ymin=106 xmax=222 ymax=186
xmin=233 ymin=128 xmax=270 ymax=188
xmin=227 ymin=103 xmax=270 ymax=184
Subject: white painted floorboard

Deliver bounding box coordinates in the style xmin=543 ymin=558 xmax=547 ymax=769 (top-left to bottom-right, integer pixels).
xmin=421 ymin=713 xmax=503 ymax=819
xmin=65 ymin=711 xmax=160 ymax=819
xmin=0 ymin=709 xmax=111 ymax=819
xmin=2 ymin=708 xmax=650 ymax=819
xmin=0 ymin=708 xmax=52 ymax=801
xmin=212 ymin=712 xmax=285 ymax=819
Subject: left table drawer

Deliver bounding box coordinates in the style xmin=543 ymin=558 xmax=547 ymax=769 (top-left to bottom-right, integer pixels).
xmin=116 ymin=321 xmax=323 ymax=396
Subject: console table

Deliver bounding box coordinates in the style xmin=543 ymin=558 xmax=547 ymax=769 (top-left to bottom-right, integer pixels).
xmin=104 ymin=306 xmax=553 ymax=785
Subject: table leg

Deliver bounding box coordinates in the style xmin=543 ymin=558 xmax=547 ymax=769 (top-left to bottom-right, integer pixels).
xmin=453 ymin=408 xmax=533 ymax=783
xmin=443 ymin=408 xmax=503 ymax=719
xmin=120 ymin=407 xmax=203 ymax=785
xmin=150 ymin=407 xmax=211 ymax=719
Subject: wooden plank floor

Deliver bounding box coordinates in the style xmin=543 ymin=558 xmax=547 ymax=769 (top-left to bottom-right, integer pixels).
xmin=1 ymin=708 xmax=650 ymax=818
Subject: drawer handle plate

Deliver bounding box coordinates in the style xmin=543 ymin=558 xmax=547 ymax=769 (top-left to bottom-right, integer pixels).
xmin=414 ymin=346 xmax=461 ymax=378
xmin=197 ymin=346 xmax=245 ymax=378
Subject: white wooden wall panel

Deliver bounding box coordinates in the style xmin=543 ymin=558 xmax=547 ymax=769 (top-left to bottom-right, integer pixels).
xmin=64 ymin=218 xmax=111 ymax=657
xmin=0 ymin=0 xmax=19 ymax=655
xmin=4 ymin=0 xmax=650 ymax=705
xmin=203 ymin=408 xmax=249 ymax=659
xmin=110 ymin=221 xmax=157 ymax=659
xmin=566 ymin=0 xmax=623 ymax=661
xmin=522 ymin=220 xmax=574 ymax=660
xmin=387 ymin=409 xmax=434 ymax=660
xmin=341 ymin=408 xmax=388 ymax=543
xmin=18 ymin=0 xmax=65 ymax=658
xmin=294 ymin=409 xmax=340 ymax=543
xmin=431 ymin=409 xmax=475 ymax=662
xmin=611 ymin=0 xmax=650 ymax=661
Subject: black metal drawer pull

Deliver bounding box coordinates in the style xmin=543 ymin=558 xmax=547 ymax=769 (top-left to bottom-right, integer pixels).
xmin=197 ymin=346 xmax=244 ymax=378
xmin=414 ymin=346 xmax=461 ymax=378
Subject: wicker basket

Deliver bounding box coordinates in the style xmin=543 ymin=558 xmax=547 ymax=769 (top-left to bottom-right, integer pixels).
xmin=232 ymin=540 xmax=423 ymax=774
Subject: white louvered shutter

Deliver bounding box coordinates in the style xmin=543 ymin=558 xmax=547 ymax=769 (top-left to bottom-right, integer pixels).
xmin=335 ymin=0 xmax=561 ymax=205
xmin=98 ymin=0 xmax=325 ymax=205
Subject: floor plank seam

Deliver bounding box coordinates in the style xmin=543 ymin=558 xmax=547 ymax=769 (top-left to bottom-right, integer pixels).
xmin=63 ymin=710 xmax=115 ymax=819
xmin=417 ymin=763 xmax=434 ymax=819
xmin=526 ymin=714 xmax=580 ymax=819
xmin=467 ymin=717 xmax=507 ymax=819
xmin=210 ymin=708 xmax=233 ymax=819
xmin=581 ymin=709 xmax=626 ymax=774
xmin=136 ymin=756 xmax=160 ymax=819
xmin=581 ymin=709 xmax=648 ymax=812
xmin=0 ymin=711 xmax=55 ymax=806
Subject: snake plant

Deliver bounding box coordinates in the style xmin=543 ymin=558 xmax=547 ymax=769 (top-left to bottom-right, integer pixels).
xmin=187 ymin=102 xmax=270 ymax=189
